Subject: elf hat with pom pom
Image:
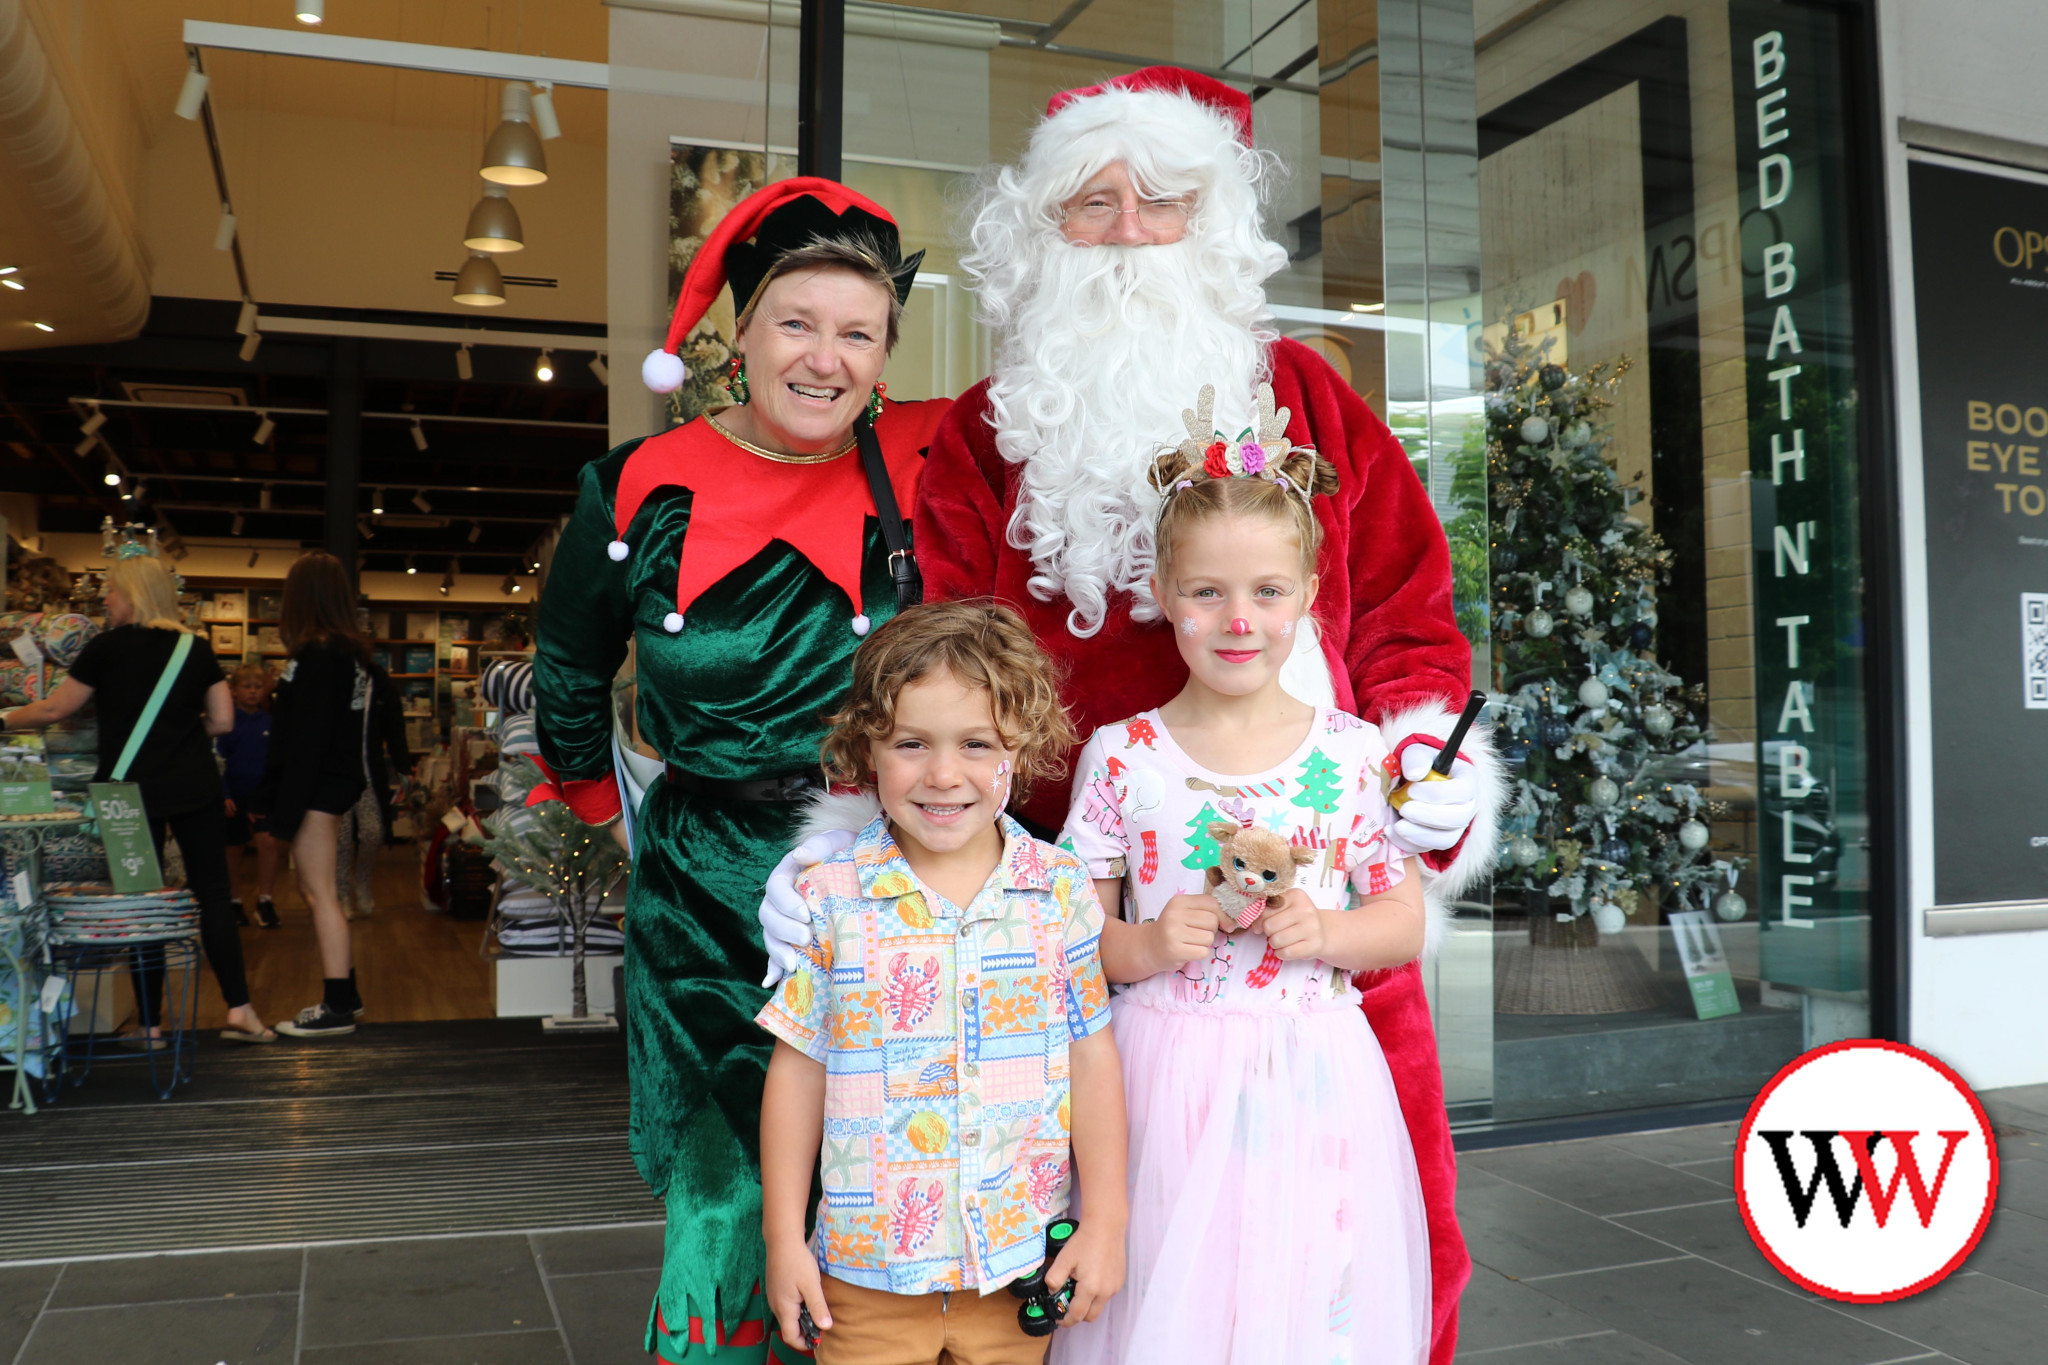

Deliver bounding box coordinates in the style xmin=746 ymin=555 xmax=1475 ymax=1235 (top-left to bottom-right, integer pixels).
xmin=640 ymin=177 xmax=924 ymax=393
xmin=1044 ymin=65 xmax=1255 ymax=146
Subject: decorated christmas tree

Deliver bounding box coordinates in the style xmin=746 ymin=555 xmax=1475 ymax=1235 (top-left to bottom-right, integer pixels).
xmin=1180 ymin=804 xmax=1224 ymax=871
xmin=1481 ymin=324 xmax=1745 ymax=935
xmin=481 ymin=756 xmax=629 ymax=1025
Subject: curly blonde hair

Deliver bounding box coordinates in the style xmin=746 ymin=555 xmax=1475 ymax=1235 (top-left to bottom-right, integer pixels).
xmin=820 ymin=601 xmax=1075 ymax=800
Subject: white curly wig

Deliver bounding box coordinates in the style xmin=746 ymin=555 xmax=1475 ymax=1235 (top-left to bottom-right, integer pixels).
xmin=961 ymin=85 xmax=1290 ymax=637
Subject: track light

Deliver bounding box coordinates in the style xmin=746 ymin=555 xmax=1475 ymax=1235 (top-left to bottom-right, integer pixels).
xmin=74 ymin=434 xmax=98 ymax=456
xmin=0 ymin=277 xmax=22 ymax=291
xmin=81 ymin=406 xmax=106 ymax=437
xmin=468 ymin=521 xmax=482 ymax=543
xmin=406 ymin=556 xmax=417 ymax=575
xmin=296 ymin=0 xmax=324 ymax=25
xmin=531 ymin=82 xmax=563 ymax=141
xmin=412 ymin=489 xmax=433 ymax=514
xmin=441 ymin=558 xmax=458 ymax=596
xmin=118 ymin=481 xmax=133 ymax=501
xmin=535 ymin=350 xmax=554 ymax=382
xmin=31 ymin=322 xmax=53 ymax=333
xmin=0 ymin=266 xmax=15 ymax=274
xmin=358 ymin=517 xmax=374 ymax=540
xmin=231 ymin=513 xmax=245 ymax=535
xmin=236 ymin=300 xmax=258 ymax=335
xmin=452 ymin=252 xmax=506 ymax=307
xmin=252 ymin=412 xmax=274 ymax=444
xmin=132 ymin=481 xmax=146 ymax=501
xmin=174 ymin=67 xmax=209 ymax=121
xmin=501 ymin=573 xmax=517 ymax=595
xmin=239 ymin=330 xmax=262 ymax=361
xmin=371 ymin=487 xmax=385 ymax=515
xmin=411 ymin=420 xmax=429 ymax=451
xmin=456 ymin=343 xmax=474 ymax=379
xmin=248 ymin=550 xmax=260 ymax=568
xmin=463 ymin=184 xmax=524 ymax=253
xmin=588 ymin=353 xmax=609 ymax=386
xmin=259 ymin=484 xmax=273 ymax=510
xmin=103 ymin=470 xmax=121 ymax=486
xmin=480 ymin=83 xmax=548 ymax=186
xmin=213 ymin=207 xmax=237 ymax=252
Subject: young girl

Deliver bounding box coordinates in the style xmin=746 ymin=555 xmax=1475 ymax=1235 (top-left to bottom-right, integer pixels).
xmin=1053 ymin=386 xmax=1433 ymax=1365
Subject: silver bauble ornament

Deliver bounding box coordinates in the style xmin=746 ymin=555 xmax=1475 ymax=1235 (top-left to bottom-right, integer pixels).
xmin=1714 ymin=889 xmax=1748 ymax=922
xmin=1591 ymin=902 xmax=1627 ymax=935
xmin=1577 ymin=676 xmax=1610 ymax=708
xmin=1564 ymin=585 xmax=1595 ymax=617
xmin=1524 ymin=609 xmax=1554 ymax=639
xmin=1519 ymin=415 xmax=1551 ymax=445
xmin=1510 ymin=836 xmax=1541 ymax=867
xmin=1588 ymin=776 xmax=1620 ymax=808
xmin=1643 ymin=703 xmax=1674 ymax=737
xmin=1565 ymin=421 xmax=1592 ymax=448
xmin=1678 ymin=819 xmax=1710 ymax=852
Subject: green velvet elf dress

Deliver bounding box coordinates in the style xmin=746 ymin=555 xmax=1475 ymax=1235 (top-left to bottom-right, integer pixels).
xmin=533 ymin=400 xmax=946 ymax=1361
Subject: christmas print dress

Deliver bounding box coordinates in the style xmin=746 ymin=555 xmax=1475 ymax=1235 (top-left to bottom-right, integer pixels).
xmin=1053 ymin=708 xmax=1431 ymax=1365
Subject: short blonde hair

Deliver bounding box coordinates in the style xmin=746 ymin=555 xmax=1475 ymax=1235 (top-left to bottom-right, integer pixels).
xmin=105 ymin=556 xmax=191 ymax=634
xmin=820 ymin=601 xmax=1075 ymax=800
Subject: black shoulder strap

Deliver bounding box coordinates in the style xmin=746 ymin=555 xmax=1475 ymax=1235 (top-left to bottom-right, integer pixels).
xmin=854 ymin=413 xmax=923 ymax=611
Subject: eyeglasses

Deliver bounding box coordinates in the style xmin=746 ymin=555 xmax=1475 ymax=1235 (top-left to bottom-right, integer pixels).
xmin=1061 ymin=196 xmax=1194 ymax=232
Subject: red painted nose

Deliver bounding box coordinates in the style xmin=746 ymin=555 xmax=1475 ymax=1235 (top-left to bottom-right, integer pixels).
xmin=1228 ymin=617 xmax=1252 ymax=636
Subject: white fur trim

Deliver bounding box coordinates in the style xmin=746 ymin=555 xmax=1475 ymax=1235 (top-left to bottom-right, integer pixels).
xmin=641 ymin=348 xmax=687 ymax=394
xmin=1379 ymin=698 xmax=1506 ymax=960
xmin=796 ymin=788 xmax=883 ymax=846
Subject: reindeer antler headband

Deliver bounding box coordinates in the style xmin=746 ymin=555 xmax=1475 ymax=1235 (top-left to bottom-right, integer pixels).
xmin=1161 ymin=382 xmax=1320 ymax=504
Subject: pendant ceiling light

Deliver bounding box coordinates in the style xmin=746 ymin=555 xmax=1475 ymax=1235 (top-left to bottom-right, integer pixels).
xmin=452 ymin=251 xmax=507 ymax=307
xmin=480 ymin=83 xmax=548 ymax=187
xmin=463 ymin=184 xmax=524 ymax=252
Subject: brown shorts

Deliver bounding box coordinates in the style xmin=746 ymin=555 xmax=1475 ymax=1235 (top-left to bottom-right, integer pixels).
xmin=813 ymin=1275 xmax=1046 ymax=1365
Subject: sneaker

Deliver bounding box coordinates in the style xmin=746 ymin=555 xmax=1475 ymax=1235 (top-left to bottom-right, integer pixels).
xmin=276 ymin=1003 xmax=356 ymax=1039
xmin=232 ymin=898 xmax=250 ymax=927
xmin=255 ymin=897 xmax=280 ymax=929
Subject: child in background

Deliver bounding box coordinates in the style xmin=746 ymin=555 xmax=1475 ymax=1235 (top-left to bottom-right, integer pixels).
xmin=758 ymin=602 xmax=1128 ymax=1364
xmin=1053 ymin=387 xmax=1440 ymax=1365
xmin=219 ymin=663 xmax=280 ymax=929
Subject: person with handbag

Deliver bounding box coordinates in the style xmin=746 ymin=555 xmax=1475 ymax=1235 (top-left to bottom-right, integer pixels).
xmin=3 ymin=553 xmax=274 ymax=1044
xmin=531 ymin=179 xmax=948 ymax=1364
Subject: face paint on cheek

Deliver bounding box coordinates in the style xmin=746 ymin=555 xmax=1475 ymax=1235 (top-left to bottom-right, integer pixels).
xmin=1180 ymin=617 xmax=1198 ymax=635
xmin=992 ymin=759 xmax=1013 ymax=806
xmin=1278 ymin=617 xmax=1295 ymax=638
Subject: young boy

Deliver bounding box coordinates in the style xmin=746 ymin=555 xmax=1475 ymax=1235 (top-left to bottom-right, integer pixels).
xmin=218 ymin=663 xmax=280 ymax=928
xmin=757 ymin=602 xmax=1128 ymax=1364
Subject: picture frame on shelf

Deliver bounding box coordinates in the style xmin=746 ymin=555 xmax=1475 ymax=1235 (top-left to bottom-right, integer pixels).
xmin=214 ymin=590 xmax=246 ymax=620
xmin=210 ymin=624 xmax=244 ymax=655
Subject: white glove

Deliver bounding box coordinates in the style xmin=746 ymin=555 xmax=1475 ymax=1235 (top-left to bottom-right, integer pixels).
xmin=759 ymin=828 xmax=857 ymax=987
xmin=1389 ymin=742 xmax=1479 ymax=856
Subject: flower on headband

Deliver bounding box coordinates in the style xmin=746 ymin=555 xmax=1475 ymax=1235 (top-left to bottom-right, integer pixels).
xmin=1239 ymin=441 xmax=1267 ymax=475
xmin=1202 ymin=440 xmax=1230 ymax=479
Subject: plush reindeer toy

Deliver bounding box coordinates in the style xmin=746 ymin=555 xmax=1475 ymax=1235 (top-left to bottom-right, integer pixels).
xmin=1204 ymin=821 xmax=1316 ymax=932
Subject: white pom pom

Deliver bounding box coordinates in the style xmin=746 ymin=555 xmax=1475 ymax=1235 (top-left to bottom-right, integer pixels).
xmin=662 ymin=612 xmax=684 ymax=633
xmin=607 ymin=540 xmax=629 ymax=562
xmin=851 ymin=614 xmax=871 ymax=636
xmin=642 ymin=348 xmax=688 ymax=394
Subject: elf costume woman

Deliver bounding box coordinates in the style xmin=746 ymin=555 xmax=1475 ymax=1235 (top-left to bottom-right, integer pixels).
xmin=532 ymin=179 xmax=948 ymax=1363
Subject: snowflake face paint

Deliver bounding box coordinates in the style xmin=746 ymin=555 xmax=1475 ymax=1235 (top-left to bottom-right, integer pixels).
xmin=1181 ymin=617 xmax=1198 ymax=635
xmin=1278 ymin=617 xmax=1295 ymax=639
xmin=992 ymin=758 xmax=1013 ymax=809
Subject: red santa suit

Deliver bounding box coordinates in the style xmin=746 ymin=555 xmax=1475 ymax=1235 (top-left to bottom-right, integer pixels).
xmin=915 ymin=336 xmax=1478 ymax=1365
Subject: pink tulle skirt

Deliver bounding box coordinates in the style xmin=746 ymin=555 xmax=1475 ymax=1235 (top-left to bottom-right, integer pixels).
xmin=1053 ymin=995 xmax=1430 ymax=1365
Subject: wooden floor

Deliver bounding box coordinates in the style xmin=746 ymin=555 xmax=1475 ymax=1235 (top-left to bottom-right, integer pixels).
xmin=185 ymin=842 xmax=496 ymax=1029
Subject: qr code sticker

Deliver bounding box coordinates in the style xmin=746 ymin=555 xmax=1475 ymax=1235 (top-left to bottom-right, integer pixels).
xmin=2025 ymin=593 xmax=2048 ymax=708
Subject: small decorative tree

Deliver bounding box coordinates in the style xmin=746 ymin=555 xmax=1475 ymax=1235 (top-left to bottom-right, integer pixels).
xmin=1180 ymin=804 xmax=1225 ymax=872
xmin=481 ymin=756 xmax=629 ymax=1030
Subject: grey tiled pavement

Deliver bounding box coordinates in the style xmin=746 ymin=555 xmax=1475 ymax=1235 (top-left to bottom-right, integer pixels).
xmin=2 ymin=1087 xmax=2043 ymax=1364
xmin=1454 ymin=1081 xmax=2048 ymax=1364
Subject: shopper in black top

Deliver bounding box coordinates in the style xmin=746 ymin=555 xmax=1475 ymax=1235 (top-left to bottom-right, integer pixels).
xmin=259 ymin=552 xmax=372 ymax=1039
xmin=3 ymin=554 xmax=274 ymax=1044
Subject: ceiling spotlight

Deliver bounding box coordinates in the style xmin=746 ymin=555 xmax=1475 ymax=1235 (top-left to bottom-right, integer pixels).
xmin=0 ymin=278 xmax=21 ymax=292
xmin=296 ymin=0 xmax=324 ymax=25
xmin=238 ymin=330 xmax=262 ymax=361
xmin=371 ymin=487 xmax=385 ymax=515
xmin=463 ymin=184 xmax=524 ymax=253
xmin=252 ymin=412 xmax=275 ymax=444
xmin=358 ymin=517 xmax=374 ymax=540
xmin=174 ymin=66 xmax=209 ymax=121
xmin=411 ymin=420 xmax=429 ymax=451
xmin=259 ymin=483 xmax=273 ymax=510
xmin=0 ymin=266 xmax=15 ymax=274
xmin=456 ymin=342 xmax=474 ymax=379
xmin=248 ymin=550 xmax=260 ymax=568
xmin=103 ymin=469 xmax=121 ymax=487
xmin=531 ymin=81 xmax=563 ymax=141
xmin=80 ymin=406 xmax=106 ymax=437
xmin=132 ymin=481 xmax=146 ymax=501
xmin=412 ymin=489 xmax=433 ymax=514
xmin=235 ymin=300 xmax=258 ymax=335
xmin=74 ymin=434 xmax=98 ymax=456
xmin=512 ymin=582 xmax=523 ymax=593
xmin=213 ymin=207 xmax=238 ymax=253
xmin=31 ymin=322 xmax=54 ymax=333
xmin=588 ymin=353 xmax=609 ymax=386
xmin=481 ymin=83 xmax=548 ymax=186
xmin=406 ymin=555 xmax=417 ymax=575
xmin=452 ymin=252 xmax=506 ymax=307
xmin=231 ymin=513 xmax=245 ymax=535
xmin=468 ymin=521 xmax=482 ymax=543
xmin=500 ymin=573 xmax=517 ymax=595
xmin=535 ymin=350 xmax=554 ymax=382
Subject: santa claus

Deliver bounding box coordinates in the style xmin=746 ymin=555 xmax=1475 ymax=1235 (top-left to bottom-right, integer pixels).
xmin=762 ymin=69 xmax=1500 ymax=1364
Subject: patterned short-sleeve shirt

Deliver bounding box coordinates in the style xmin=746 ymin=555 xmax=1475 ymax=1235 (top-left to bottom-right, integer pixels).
xmin=754 ymin=813 xmax=1111 ymax=1296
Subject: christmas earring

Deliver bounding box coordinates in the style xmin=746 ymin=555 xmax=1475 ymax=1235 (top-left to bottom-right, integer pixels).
xmin=864 ymin=381 xmax=886 ymax=425
xmin=726 ymin=356 xmax=751 ymax=405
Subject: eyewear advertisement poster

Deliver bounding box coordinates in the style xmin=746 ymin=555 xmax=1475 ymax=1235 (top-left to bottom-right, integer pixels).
xmin=0 ymin=735 xmax=55 ymax=815
xmin=88 ymin=782 xmax=163 ymax=893
xmin=1908 ymin=154 xmax=2048 ymax=905
xmin=1668 ymin=910 xmax=1740 ymax=1020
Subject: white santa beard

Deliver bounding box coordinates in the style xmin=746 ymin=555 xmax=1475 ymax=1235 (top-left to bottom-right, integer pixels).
xmin=987 ymin=238 xmax=1271 ymax=637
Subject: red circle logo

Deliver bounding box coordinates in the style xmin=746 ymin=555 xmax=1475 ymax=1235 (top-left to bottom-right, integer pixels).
xmin=1736 ymin=1039 xmax=1999 ymax=1302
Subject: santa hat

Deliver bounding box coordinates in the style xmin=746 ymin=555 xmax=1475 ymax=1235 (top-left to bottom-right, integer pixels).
xmin=1045 ymin=66 xmax=1254 ymax=146
xmin=641 ymin=177 xmax=924 ymax=393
